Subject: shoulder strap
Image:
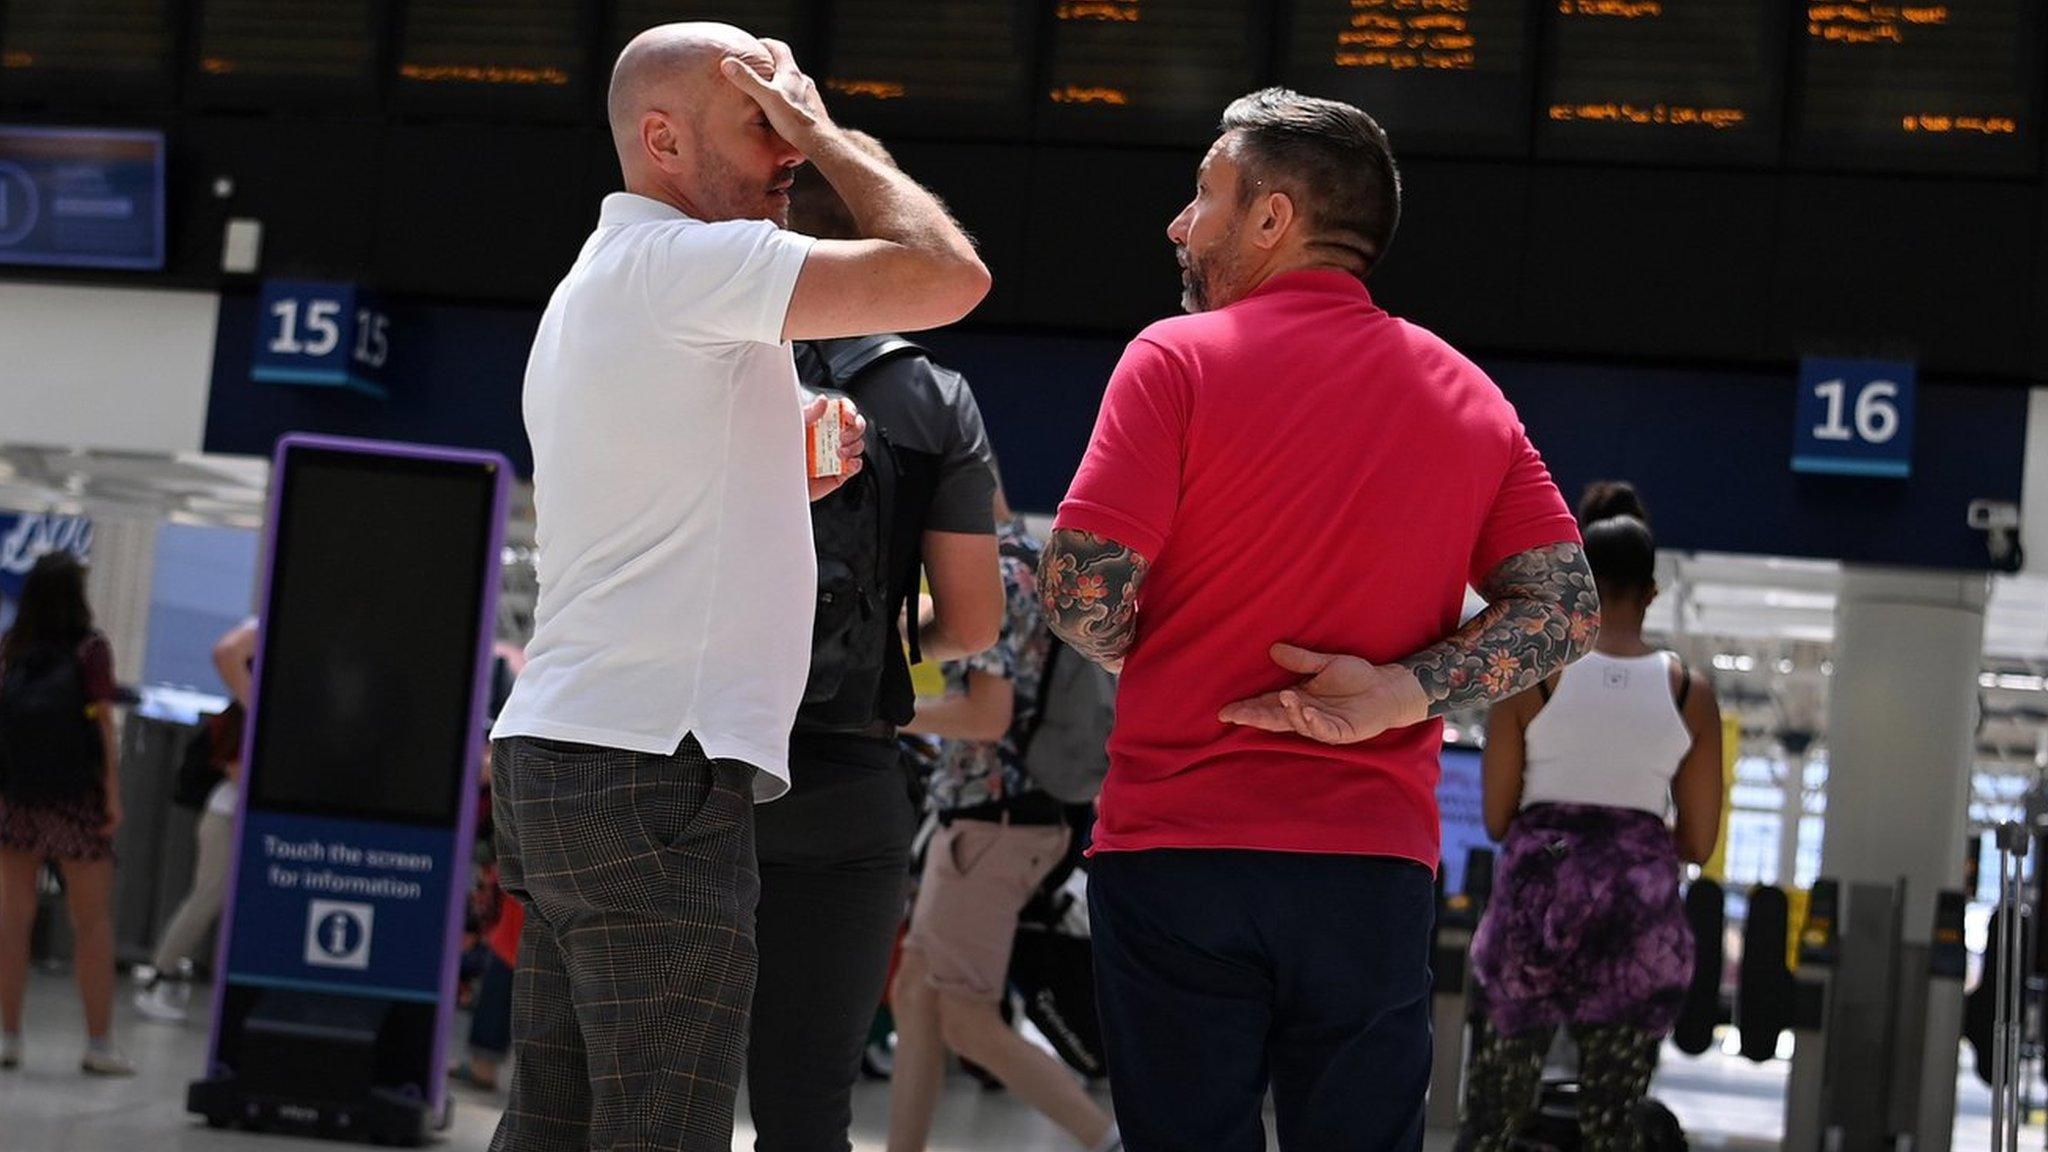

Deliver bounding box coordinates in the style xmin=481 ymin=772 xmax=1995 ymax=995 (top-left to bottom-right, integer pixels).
xmin=1014 ymin=633 xmax=1061 ymax=759
xmin=822 ymin=336 xmax=926 ymax=392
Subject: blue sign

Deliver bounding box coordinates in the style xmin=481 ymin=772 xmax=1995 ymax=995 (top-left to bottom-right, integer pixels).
xmin=226 ymin=810 xmax=457 ymax=1002
xmin=0 ymin=126 xmax=165 ymax=270
xmin=1793 ymin=358 xmax=1916 ymax=479
xmin=251 ymin=280 xmax=392 ymax=397
xmin=0 ymin=512 xmax=92 ymax=606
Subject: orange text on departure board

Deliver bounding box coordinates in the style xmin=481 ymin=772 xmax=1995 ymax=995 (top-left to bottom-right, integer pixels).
xmin=1549 ymin=103 xmax=1747 ymax=129
xmin=1902 ymin=114 xmax=2017 ymax=135
xmin=0 ymin=51 xmax=33 ymax=68
xmin=1809 ymin=5 xmax=2013 ymax=139
xmin=1336 ymin=0 xmax=1482 ymax=70
xmin=1049 ymin=85 xmax=1130 ymax=105
xmin=1557 ymin=0 xmax=1664 ymax=14
xmin=1808 ymin=4 xmax=1949 ymax=44
xmin=399 ymin=64 xmax=570 ymax=86
xmin=826 ymin=78 xmax=906 ymax=100
xmin=201 ymin=57 xmax=236 ymax=74
xmin=1058 ymin=1 xmax=1141 ymax=21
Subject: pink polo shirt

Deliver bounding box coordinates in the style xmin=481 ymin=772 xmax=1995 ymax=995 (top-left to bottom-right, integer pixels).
xmin=1056 ymin=270 xmax=1578 ymax=866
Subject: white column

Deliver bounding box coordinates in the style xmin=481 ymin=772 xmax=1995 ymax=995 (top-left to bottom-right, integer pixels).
xmin=1819 ymin=567 xmax=1987 ymax=934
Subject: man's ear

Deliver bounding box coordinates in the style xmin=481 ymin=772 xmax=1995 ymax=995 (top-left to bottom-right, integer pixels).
xmin=1254 ymin=191 xmax=1297 ymax=252
xmin=642 ymin=112 xmax=684 ymax=173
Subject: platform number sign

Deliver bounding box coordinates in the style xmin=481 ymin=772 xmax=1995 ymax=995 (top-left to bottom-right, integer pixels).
xmin=1792 ymin=358 xmax=1915 ymax=479
xmin=251 ymin=280 xmax=392 ymax=397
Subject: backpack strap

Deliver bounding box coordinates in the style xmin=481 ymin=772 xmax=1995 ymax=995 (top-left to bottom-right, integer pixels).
xmin=818 ymin=336 xmax=927 ymax=392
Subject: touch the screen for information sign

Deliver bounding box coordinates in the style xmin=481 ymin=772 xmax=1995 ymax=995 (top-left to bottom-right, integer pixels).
xmin=1281 ymin=0 xmax=1535 ymax=157
xmin=1795 ymin=1 xmax=2040 ymax=174
xmin=1042 ymin=0 xmax=1261 ymax=142
xmin=1537 ymin=0 xmax=1786 ymax=165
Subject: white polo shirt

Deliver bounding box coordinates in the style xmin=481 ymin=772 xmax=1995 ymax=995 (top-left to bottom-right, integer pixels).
xmin=492 ymin=193 xmax=818 ymax=801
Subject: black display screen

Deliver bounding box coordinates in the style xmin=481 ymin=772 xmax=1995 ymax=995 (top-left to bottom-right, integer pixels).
xmin=1280 ymin=0 xmax=1536 ymax=157
xmin=1794 ymin=1 xmax=2041 ymax=175
xmin=395 ymin=0 xmax=586 ymax=117
xmin=824 ymin=0 xmax=1035 ymax=137
xmin=0 ymin=0 xmax=174 ymax=100
xmin=608 ymin=1 xmax=809 ymax=62
xmin=1041 ymin=0 xmax=1263 ymax=144
xmin=192 ymin=0 xmax=380 ymax=104
xmin=249 ymin=450 xmax=497 ymax=827
xmin=1536 ymin=0 xmax=1786 ymax=165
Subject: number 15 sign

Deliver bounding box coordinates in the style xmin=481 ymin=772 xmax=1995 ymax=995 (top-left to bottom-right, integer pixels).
xmin=250 ymin=280 xmax=392 ymax=398
xmin=1792 ymin=358 xmax=1915 ymax=479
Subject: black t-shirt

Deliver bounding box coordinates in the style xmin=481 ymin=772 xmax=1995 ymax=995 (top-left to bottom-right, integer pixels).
xmin=796 ymin=338 xmax=997 ymax=731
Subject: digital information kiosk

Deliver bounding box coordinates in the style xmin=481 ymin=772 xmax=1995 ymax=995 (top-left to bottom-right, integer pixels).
xmin=188 ymin=434 xmax=509 ymax=1145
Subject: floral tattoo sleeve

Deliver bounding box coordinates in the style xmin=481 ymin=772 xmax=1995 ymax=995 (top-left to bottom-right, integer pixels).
xmin=1399 ymin=541 xmax=1600 ymax=715
xmin=1038 ymin=529 xmax=1150 ymax=668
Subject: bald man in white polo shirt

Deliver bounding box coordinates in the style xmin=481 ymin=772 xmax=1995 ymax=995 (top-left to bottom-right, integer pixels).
xmin=487 ymin=23 xmax=989 ymax=1152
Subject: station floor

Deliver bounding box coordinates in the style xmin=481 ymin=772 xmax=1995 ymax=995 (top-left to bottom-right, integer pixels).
xmin=0 ymin=969 xmax=2037 ymax=1151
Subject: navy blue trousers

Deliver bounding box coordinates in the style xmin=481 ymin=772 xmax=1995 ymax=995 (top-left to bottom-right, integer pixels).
xmin=1088 ymin=850 xmax=1435 ymax=1152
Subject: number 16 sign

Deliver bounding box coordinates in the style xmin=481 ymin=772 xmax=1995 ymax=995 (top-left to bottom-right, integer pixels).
xmin=1792 ymin=357 xmax=1915 ymax=479
xmin=251 ymin=280 xmax=392 ymax=398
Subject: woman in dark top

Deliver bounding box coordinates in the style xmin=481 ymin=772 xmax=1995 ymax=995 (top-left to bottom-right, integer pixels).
xmin=0 ymin=552 xmax=133 ymax=1075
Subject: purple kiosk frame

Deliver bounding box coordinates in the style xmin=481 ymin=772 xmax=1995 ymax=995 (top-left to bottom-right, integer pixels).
xmin=188 ymin=434 xmax=509 ymax=1145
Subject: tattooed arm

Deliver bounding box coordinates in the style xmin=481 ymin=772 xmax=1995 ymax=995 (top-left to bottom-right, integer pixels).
xmin=1402 ymin=541 xmax=1600 ymax=713
xmin=1218 ymin=542 xmax=1599 ymax=745
xmin=1037 ymin=528 xmax=1151 ymax=673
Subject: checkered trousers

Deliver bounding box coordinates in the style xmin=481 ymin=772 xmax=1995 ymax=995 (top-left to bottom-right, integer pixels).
xmin=487 ymin=734 xmax=759 ymax=1152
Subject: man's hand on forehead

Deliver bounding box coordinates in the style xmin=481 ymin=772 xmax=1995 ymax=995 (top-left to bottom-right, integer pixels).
xmin=719 ymin=37 xmax=828 ymax=140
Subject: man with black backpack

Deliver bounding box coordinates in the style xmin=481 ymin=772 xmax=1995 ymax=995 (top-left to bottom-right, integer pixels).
xmin=746 ymin=131 xmax=1005 ymax=1152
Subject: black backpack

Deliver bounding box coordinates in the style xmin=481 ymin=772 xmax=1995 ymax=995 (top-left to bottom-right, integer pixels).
xmin=0 ymin=642 xmax=103 ymax=805
xmin=793 ymin=336 xmax=937 ymax=732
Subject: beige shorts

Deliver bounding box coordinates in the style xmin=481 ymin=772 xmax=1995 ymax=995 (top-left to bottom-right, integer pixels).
xmin=903 ymin=818 xmax=1072 ymax=1002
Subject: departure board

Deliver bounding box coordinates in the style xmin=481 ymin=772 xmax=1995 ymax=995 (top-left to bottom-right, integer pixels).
xmin=825 ymin=1 xmax=1035 ymax=137
xmin=1281 ymin=0 xmax=1536 ymax=157
xmin=1042 ymin=0 xmax=1263 ymax=143
xmin=1537 ymin=0 xmax=1786 ymax=165
xmin=1795 ymin=2 xmax=2041 ymax=175
xmin=396 ymin=0 xmax=586 ymax=117
xmin=0 ymin=0 xmax=174 ymax=99
xmin=193 ymin=0 xmax=380 ymax=104
xmin=608 ymin=2 xmax=808 ymax=62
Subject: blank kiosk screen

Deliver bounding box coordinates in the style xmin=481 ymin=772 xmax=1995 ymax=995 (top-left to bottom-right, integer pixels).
xmin=248 ymin=449 xmax=495 ymax=826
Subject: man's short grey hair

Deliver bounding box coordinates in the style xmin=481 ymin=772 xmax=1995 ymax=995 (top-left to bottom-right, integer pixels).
xmin=1219 ymin=88 xmax=1401 ymax=275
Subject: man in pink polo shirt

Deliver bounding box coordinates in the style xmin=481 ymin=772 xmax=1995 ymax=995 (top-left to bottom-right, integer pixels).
xmin=1042 ymin=88 xmax=1597 ymax=1151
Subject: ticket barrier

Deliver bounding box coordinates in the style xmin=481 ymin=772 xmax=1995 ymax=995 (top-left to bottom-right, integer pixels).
xmin=1781 ymin=878 xmax=1969 ymax=1152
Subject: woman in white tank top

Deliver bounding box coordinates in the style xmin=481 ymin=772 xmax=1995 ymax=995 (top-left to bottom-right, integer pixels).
xmin=1462 ymin=483 xmax=1725 ymax=1152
